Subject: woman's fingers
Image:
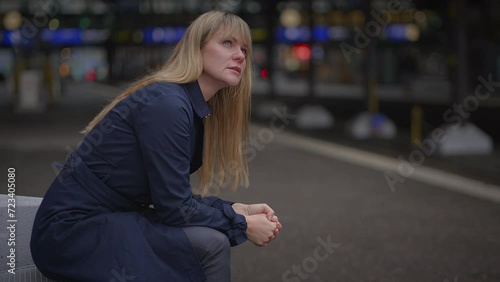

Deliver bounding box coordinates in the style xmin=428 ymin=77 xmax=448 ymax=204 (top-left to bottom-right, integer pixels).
xmin=245 ymin=210 xmax=283 ymax=247
xmin=246 ymin=213 xmax=279 ymax=247
xmin=249 ymin=203 xmax=275 ymax=220
xmin=271 ymin=216 xmax=283 ymax=234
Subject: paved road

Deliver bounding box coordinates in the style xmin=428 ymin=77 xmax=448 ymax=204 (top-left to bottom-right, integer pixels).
xmin=228 ymin=141 xmax=500 ymax=282
xmin=1 ymin=82 xmax=499 ymax=282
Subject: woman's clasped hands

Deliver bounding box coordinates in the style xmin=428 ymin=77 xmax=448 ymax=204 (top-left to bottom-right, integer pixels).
xmin=232 ymin=203 xmax=283 ymax=247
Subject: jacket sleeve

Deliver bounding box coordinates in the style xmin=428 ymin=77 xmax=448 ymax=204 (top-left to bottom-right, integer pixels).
xmin=135 ymin=93 xmax=247 ymax=246
xmin=192 ymin=195 xmax=235 ymax=210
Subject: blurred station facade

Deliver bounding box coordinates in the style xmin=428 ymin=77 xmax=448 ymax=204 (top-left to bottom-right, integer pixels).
xmin=0 ymin=0 xmax=499 ymax=153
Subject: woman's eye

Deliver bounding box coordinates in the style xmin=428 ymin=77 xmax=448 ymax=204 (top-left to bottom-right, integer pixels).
xmin=223 ymin=40 xmax=232 ymax=46
xmin=241 ymin=48 xmax=247 ymax=55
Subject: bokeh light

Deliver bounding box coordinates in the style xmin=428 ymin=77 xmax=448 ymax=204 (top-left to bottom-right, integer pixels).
xmin=3 ymin=11 xmax=22 ymax=30
xmin=61 ymin=48 xmax=72 ymax=59
xmin=49 ymin=19 xmax=60 ymax=31
xmin=85 ymin=69 xmax=97 ymax=82
xmin=132 ymin=30 xmax=144 ymax=44
xmin=59 ymin=63 xmax=70 ymax=78
xmin=405 ymin=24 xmax=420 ymax=42
xmin=260 ymin=68 xmax=268 ymax=80
xmin=280 ymin=8 xmax=301 ymax=27
xmin=415 ymin=11 xmax=427 ymax=24
xmin=292 ymin=44 xmax=311 ymax=62
xmin=79 ymin=17 xmax=91 ymax=29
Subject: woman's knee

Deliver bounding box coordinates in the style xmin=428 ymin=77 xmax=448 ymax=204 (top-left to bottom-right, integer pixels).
xmin=183 ymin=227 xmax=230 ymax=257
xmin=206 ymin=228 xmax=230 ymax=254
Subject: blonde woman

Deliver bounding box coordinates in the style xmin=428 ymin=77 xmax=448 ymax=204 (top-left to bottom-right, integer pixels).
xmin=31 ymin=11 xmax=282 ymax=282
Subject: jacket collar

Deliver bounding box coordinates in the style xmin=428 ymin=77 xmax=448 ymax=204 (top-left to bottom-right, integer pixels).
xmin=183 ymin=80 xmax=211 ymax=119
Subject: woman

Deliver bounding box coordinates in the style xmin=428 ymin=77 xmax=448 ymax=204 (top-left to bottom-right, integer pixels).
xmin=31 ymin=10 xmax=282 ymax=282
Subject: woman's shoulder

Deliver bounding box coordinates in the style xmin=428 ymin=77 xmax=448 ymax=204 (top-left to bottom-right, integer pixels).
xmin=132 ymin=81 xmax=188 ymax=102
xmin=124 ymin=81 xmax=191 ymax=111
xmin=108 ymin=82 xmax=192 ymax=125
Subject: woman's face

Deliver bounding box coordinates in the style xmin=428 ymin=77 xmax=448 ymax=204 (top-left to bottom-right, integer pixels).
xmin=200 ymin=27 xmax=248 ymax=91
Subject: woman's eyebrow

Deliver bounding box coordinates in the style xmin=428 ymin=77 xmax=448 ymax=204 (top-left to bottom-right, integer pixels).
xmin=230 ymin=36 xmax=249 ymax=49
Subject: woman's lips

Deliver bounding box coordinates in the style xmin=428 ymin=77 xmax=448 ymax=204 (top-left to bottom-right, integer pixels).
xmin=228 ymin=66 xmax=241 ymax=75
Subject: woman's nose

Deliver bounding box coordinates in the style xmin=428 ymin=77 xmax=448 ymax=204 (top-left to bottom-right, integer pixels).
xmin=233 ymin=49 xmax=245 ymax=61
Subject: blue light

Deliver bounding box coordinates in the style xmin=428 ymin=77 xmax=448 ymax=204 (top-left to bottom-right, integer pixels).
xmin=277 ymin=26 xmax=352 ymax=43
xmin=41 ymin=28 xmax=82 ymax=45
xmin=313 ymin=26 xmax=329 ymax=42
xmin=328 ymin=26 xmax=350 ymax=41
xmin=276 ymin=26 xmax=311 ymax=43
xmin=385 ymin=24 xmax=409 ymax=42
xmin=1 ymin=30 xmax=34 ymax=48
xmin=143 ymin=27 xmax=186 ymax=44
xmin=0 ymin=30 xmax=14 ymax=46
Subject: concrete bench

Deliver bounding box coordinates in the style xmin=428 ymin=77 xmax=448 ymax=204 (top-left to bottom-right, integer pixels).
xmin=0 ymin=195 xmax=57 ymax=282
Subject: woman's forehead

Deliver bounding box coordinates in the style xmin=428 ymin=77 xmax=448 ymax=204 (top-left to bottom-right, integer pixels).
xmin=215 ymin=26 xmax=249 ymax=45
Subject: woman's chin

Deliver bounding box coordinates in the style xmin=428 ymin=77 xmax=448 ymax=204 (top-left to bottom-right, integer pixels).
xmin=226 ymin=79 xmax=241 ymax=87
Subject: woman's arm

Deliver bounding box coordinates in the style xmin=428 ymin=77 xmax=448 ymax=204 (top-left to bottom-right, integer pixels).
xmin=192 ymin=195 xmax=234 ymax=209
xmin=136 ymin=92 xmax=247 ymax=245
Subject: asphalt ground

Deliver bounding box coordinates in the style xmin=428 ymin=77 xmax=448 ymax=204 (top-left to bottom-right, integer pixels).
xmin=1 ymin=82 xmax=500 ymax=282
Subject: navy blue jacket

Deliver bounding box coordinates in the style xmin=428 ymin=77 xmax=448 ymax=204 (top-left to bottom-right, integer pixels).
xmin=30 ymin=81 xmax=247 ymax=282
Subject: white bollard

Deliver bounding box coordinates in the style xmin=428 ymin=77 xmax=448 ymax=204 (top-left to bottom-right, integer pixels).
xmin=16 ymin=70 xmax=47 ymax=113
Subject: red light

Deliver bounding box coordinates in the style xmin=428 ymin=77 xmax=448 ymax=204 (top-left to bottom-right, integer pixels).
xmin=85 ymin=69 xmax=97 ymax=82
xmin=292 ymin=44 xmax=311 ymax=61
xmin=260 ymin=68 xmax=268 ymax=80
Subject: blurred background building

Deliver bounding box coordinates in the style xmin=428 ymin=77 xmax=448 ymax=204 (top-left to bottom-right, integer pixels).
xmin=1 ymin=0 xmax=499 ymax=155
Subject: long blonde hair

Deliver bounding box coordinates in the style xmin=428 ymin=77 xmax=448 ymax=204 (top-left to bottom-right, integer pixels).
xmin=83 ymin=11 xmax=252 ymax=195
